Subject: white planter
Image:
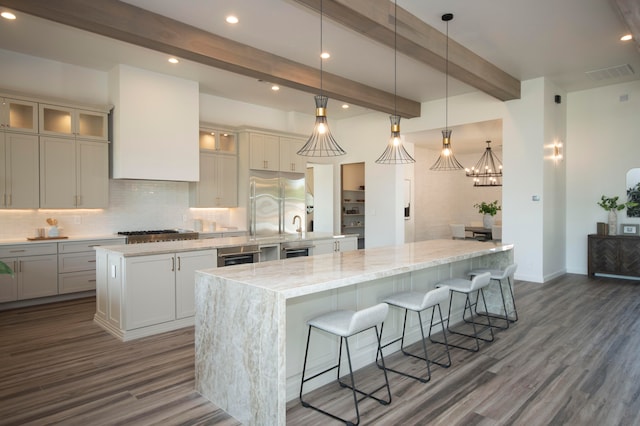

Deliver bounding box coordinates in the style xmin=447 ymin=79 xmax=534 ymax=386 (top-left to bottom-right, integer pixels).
xmin=483 ymin=214 xmax=495 ymax=229
xmin=608 ymin=210 xmax=618 ymax=235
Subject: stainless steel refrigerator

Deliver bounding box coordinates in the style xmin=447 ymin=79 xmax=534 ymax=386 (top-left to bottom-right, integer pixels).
xmin=249 ymin=171 xmax=305 ymax=237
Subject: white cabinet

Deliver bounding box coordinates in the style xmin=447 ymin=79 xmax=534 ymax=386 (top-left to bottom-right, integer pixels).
xmin=58 ymin=238 xmax=125 ymax=294
xmin=0 ymin=97 xmax=38 ymax=133
xmin=0 ymin=132 xmax=39 ymax=208
xmin=198 ymin=128 xmax=236 ymax=153
xmin=95 ymin=249 xmax=216 ymax=337
xmin=249 ymin=133 xmax=280 ymax=171
xmin=312 ymin=237 xmax=358 ymax=255
xmin=279 ymin=137 xmax=306 ymax=173
xmin=189 ymin=152 xmax=238 ymax=207
xmin=39 ymin=103 xmax=108 ymax=140
xmin=0 ymin=243 xmax=58 ymax=302
xmin=39 ymin=136 xmax=108 ymax=208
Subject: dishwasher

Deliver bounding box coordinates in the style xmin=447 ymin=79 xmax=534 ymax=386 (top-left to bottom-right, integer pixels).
xmin=217 ymin=244 xmax=260 ymax=267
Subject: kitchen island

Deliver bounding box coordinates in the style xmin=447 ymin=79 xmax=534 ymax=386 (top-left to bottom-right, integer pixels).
xmin=194 ymin=239 xmax=514 ymax=425
xmin=93 ymin=232 xmax=356 ymax=340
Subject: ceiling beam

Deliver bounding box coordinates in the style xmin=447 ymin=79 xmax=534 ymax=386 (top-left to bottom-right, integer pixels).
xmin=611 ymin=0 xmax=640 ymax=54
xmin=0 ymin=0 xmax=421 ymax=118
xmin=293 ymin=0 xmax=521 ymax=101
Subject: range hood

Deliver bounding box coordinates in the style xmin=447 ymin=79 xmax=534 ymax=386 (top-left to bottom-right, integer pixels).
xmin=109 ymin=64 xmax=200 ymax=181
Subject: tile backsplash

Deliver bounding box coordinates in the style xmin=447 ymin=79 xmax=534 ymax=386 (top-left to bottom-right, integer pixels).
xmin=0 ymin=179 xmax=245 ymax=240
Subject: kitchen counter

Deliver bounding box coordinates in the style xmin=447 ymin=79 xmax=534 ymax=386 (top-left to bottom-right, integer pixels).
xmin=0 ymin=234 xmax=126 ymax=246
xmin=94 ymin=232 xmax=352 ymax=257
xmin=194 ymin=239 xmax=514 ymax=425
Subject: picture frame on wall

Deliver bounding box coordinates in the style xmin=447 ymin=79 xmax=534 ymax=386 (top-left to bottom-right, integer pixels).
xmin=620 ymin=223 xmax=639 ymax=235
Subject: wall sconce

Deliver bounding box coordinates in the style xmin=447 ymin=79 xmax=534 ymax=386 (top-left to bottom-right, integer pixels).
xmin=552 ymin=141 xmax=563 ymax=162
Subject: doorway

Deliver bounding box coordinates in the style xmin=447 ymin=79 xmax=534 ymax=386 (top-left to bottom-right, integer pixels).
xmin=341 ymin=162 xmax=365 ymax=249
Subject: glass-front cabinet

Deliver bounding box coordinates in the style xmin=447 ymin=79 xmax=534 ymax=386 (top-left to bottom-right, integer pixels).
xmin=39 ymin=104 xmax=108 ymax=140
xmin=0 ymin=97 xmax=37 ymax=133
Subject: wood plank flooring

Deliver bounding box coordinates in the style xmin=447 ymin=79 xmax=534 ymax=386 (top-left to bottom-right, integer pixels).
xmin=2 ymin=273 xmax=640 ymax=425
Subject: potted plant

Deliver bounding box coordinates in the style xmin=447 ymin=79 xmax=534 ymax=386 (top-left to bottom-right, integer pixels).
xmin=0 ymin=260 xmax=13 ymax=276
xmin=597 ymin=195 xmax=638 ymax=235
xmin=474 ymin=200 xmax=501 ymax=229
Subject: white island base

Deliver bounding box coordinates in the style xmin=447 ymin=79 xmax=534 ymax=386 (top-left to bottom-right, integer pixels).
xmin=195 ymin=239 xmax=514 ymax=425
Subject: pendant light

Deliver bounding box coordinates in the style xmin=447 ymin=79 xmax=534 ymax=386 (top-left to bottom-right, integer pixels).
xmin=465 ymin=140 xmax=503 ymax=186
xmin=375 ymin=0 xmax=415 ymax=165
xmin=430 ymin=13 xmax=464 ymax=171
xmin=297 ymin=0 xmax=345 ymax=157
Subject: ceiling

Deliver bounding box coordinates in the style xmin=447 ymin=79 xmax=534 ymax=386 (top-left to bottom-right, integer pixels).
xmin=0 ymin=0 xmax=638 ymax=152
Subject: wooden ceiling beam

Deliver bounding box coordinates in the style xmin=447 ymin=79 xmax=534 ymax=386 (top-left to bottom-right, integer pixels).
xmin=293 ymin=0 xmax=521 ymax=101
xmin=0 ymin=0 xmax=421 ymax=118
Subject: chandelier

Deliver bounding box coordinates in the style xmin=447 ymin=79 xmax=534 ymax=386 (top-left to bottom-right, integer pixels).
xmin=465 ymin=140 xmax=503 ymax=186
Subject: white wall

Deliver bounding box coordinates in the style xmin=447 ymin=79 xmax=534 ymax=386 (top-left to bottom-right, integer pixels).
xmin=566 ymin=80 xmax=640 ymax=274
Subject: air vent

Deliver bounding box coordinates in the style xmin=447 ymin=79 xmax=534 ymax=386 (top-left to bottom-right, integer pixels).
xmin=585 ymin=64 xmax=635 ymax=81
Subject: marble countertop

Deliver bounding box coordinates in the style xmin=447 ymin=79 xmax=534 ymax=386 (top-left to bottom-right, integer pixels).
xmin=0 ymin=234 xmax=127 ymax=246
xmin=94 ymin=232 xmax=356 ymax=256
xmin=197 ymin=239 xmax=514 ymax=299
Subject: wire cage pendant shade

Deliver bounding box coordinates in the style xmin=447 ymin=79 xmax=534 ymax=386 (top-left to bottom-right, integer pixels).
xmin=466 ymin=140 xmax=503 ymax=186
xmin=430 ymin=13 xmax=463 ymax=171
xmin=298 ymin=0 xmax=345 ymax=157
xmin=298 ymin=95 xmax=345 ymax=156
xmin=376 ymin=114 xmax=415 ymax=164
xmin=376 ymin=0 xmax=414 ymax=165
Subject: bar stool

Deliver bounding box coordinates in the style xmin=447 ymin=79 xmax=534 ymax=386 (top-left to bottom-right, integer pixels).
xmin=299 ymin=303 xmax=391 ymax=426
xmin=376 ymin=286 xmax=452 ymax=383
xmin=467 ymin=263 xmax=518 ymax=329
xmin=431 ymin=272 xmax=493 ymax=352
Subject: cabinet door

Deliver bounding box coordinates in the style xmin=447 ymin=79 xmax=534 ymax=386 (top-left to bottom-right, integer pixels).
xmin=40 ymin=136 xmax=76 ymax=208
xmin=2 ymin=98 xmax=37 ymax=133
xmin=279 ymin=137 xmax=306 ymax=173
xmin=3 ymin=132 xmax=40 ymax=208
xmin=76 ymin=109 xmax=108 ymax=140
xmin=18 ymin=254 xmax=58 ymax=299
xmin=588 ymin=237 xmax=619 ymax=274
xmin=176 ymin=250 xmax=216 ymax=319
xmin=249 ymin=133 xmax=279 ymax=171
xmin=39 ymin=104 xmax=74 ymax=136
xmin=190 ymin=152 xmax=216 ymax=207
xmin=76 ymin=140 xmax=108 ymax=208
xmin=216 ymin=154 xmax=238 ymax=207
xmin=337 ymin=238 xmax=357 ymax=252
xmin=0 ymin=257 xmax=18 ymax=302
xmin=125 ymin=254 xmax=176 ymax=330
xmin=312 ymin=239 xmax=335 ymax=255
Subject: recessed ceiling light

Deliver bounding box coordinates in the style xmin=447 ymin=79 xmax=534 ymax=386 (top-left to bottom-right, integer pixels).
xmin=320 ymin=52 xmax=330 ymax=59
xmin=168 ymin=57 xmax=179 ymax=64
xmin=271 ymin=85 xmax=280 ymax=91
xmin=226 ymin=15 xmax=239 ymax=24
xmin=1 ymin=11 xmax=16 ymax=20
xmin=341 ymin=104 xmax=349 ymax=109
xmin=621 ymin=34 xmax=633 ymax=41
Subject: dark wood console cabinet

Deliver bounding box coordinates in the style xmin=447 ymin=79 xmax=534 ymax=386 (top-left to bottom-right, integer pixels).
xmin=588 ymin=234 xmax=640 ymax=277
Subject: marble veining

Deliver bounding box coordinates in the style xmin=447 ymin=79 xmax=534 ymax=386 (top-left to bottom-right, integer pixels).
xmin=195 ymin=239 xmax=513 ymax=426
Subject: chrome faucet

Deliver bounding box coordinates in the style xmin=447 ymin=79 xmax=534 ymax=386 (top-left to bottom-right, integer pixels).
xmin=293 ymin=215 xmax=302 ymax=233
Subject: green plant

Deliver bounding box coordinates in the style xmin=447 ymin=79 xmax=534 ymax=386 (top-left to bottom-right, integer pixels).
xmin=474 ymin=200 xmax=501 ymax=216
xmin=597 ymin=195 xmax=638 ymax=211
xmin=0 ymin=260 xmax=13 ymax=276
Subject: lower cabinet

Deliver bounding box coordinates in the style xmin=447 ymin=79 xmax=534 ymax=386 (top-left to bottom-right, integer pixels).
xmin=58 ymin=238 xmax=126 ymax=294
xmin=312 ymin=237 xmax=358 ymax=255
xmin=95 ymin=249 xmax=216 ymax=338
xmin=0 ymin=243 xmax=58 ymax=302
xmin=588 ymin=234 xmax=640 ymax=277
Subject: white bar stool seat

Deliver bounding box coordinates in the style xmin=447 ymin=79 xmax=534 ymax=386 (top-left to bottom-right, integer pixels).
xmin=467 ymin=263 xmax=518 ymax=329
xmin=432 ymin=272 xmax=494 ymax=352
xmin=377 ymin=286 xmax=452 ymax=383
xmin=299 ymin=303 xmax=391 ymax=426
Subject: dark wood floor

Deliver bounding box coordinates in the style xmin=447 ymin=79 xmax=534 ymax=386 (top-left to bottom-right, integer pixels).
xmin=2 ymin=273 xmax=640 ymax=425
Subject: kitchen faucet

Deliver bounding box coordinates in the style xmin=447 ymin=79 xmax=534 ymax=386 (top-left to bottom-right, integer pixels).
xmin=293 ymin=215 xmax=302 ymax=233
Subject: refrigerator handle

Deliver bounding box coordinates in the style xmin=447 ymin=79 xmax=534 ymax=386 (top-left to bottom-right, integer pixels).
xmin=250 ymin=180 xmax=255 ymax=236
xmin=279 ymin=180 xmax=284 ymax=234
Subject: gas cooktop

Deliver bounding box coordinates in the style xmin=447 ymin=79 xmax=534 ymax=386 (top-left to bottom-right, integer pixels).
xmin=117 ymin=229 xmax=199 ymax=244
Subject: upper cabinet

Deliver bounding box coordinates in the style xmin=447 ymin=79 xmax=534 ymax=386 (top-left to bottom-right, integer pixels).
xmin=0 ymin=132 xmax=40 ymax=209
xmin=39 ymin=103 xmax=108 ymax=140
xmin=199 ymin=129 xmax=237 ymax=154
xmin=249 ymin=132 xmax=280 ymax=171
xmin=0 ymin=97 xmax=38 ymax=133
xmin=246 ymin=132 xmax=307 ymax=173
xmin=279 ymin=137 xmax=306 ymax=173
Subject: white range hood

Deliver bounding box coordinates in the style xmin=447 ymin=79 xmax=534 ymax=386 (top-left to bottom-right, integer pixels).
xmin=109 ymin=64 xmax=199 ymax=181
